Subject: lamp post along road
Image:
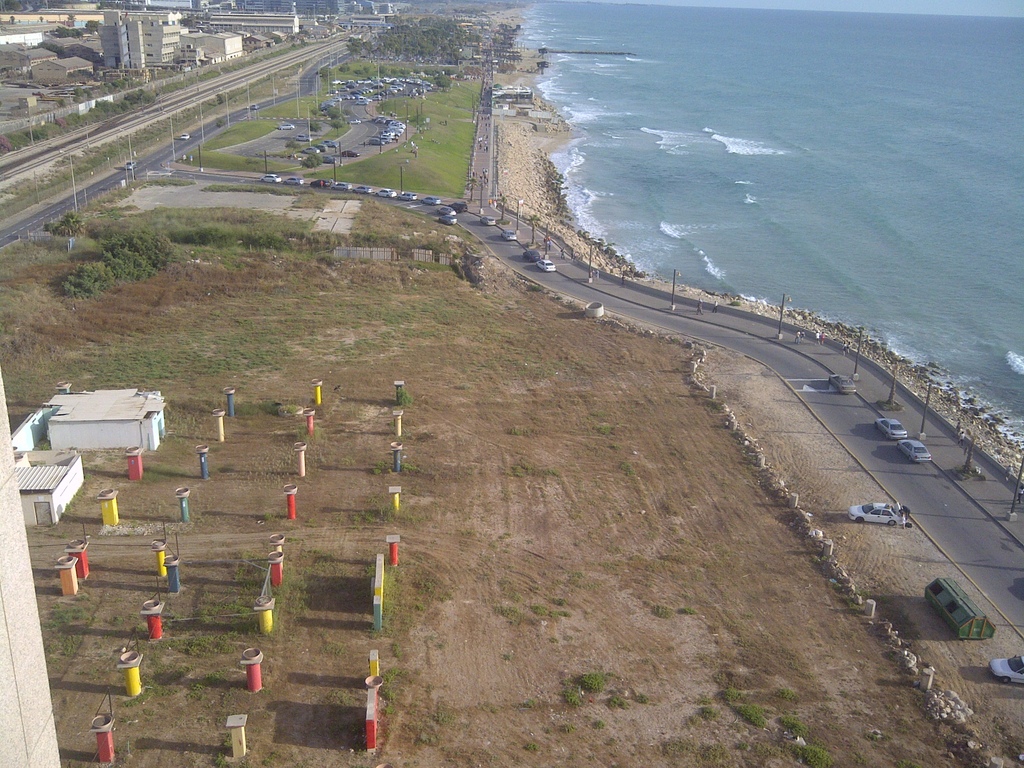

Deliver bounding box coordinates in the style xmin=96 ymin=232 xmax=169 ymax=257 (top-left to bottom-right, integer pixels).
xmin=670 ymin=269 xmax=679 ymax=310
xmin=919 ymin=381 xmax=933 ymax=440
xmin=853 ymin=328 xmax=864 ymax=380
xmin=776 ymin=294 xmax=791 ymax=340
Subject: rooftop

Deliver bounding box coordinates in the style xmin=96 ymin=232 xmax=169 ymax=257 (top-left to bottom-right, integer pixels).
xmin=46 ymin=388 xmax=165 ymax=424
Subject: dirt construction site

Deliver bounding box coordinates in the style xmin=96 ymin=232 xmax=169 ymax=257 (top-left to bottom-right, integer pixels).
xmin=5 ymin=200 xmax=1023 ymax=767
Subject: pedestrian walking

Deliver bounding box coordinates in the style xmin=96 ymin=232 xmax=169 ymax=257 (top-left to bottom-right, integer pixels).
xmin=1017 ymin=485 xmax=1024 ymax=503
xmin=713 ymin=301 xmax=719 ymax=313
xmin=696 ymin=299 xmax=703 ymax=315
xmin=842 ymin=342 xmax=850 ymax=356
xmin=957 ymin=429 xmax=966 ymax=448
xmin=795 ymin=331 xmax=801 ymax=344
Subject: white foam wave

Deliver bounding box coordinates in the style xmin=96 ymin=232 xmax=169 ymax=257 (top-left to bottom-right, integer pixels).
xmin=1007 ymin=351 xmax=1024 ymax=376
xmin=711 ymin=134 xmax=786 ymax=155
xmin=703 ymin=127 xmax=715 ymax=134
xmin=703 ymin=254 xmax=726 ymax=280
xmin=735 ymin=180 xmax=752 ymax=185
xmin=641 ymin=126 xmax=700 ymax=154
xmin=659 ymin=221 xmax=718 ymax=240
xmin=744 ymin=194 xmax=758 ymax=204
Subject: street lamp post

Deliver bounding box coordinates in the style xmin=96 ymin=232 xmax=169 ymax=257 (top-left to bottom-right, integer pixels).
xmin=69 ymin=155 xmax=78 ymax=212
xmin=853 ymin=328 xmax=864 ymax=380
xmin=399 ymin=163 xmax=403 ymax=193
xmin=516 ymin=199 xmax=523 ymax=231
xmin=776 ymin=294 xmax=791 ymax=340
xmin=1011 ymin=458 xmax=1024 ymax=519
xmin=670 ymin=269 xmax=678 ymax=310
xmin=919 ymin=381 xmax=933 ymax=440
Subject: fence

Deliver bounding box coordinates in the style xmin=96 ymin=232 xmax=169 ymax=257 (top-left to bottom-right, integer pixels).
xmin=331 ymin=247 xmax=451 ymax=266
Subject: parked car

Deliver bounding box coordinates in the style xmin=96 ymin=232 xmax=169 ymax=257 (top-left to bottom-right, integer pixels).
xmin=260 ymin=173 xmax=282 ymax=183
xmin=249 ymin=104 xmax=260 ymax=111
xmin=301 ymin=147 xmax=320 ymax=154
xmin=501 ymin=229 xmax=518 ymax=241
xmin=278 ymin=123 xmax=296 ymax=130
xmin=332 ymin=181 xmax=353 ymax=191
xmin=480 ymin=216 xmax=497 ymax=226
xmin=348 ymin=118 xmax=362 ymax=124
xmin=536 ymin=259 xmax=556 ymax=272
xmin=437 ymin=206 xmax=455 ymax=216
xmin=449 ymin=201 xmax=468 ymax=213
xmin=875 ymin=418 xmax=908 ymax=440
xmin=367 ymin=137 xmax=385 ymax=145
xmin=314 ymin=144 xmax=330 ymax=153
xmin=522 ymin=249 xmax=542 ymax=263
xmin=897 ymin=439 xmax=932 ymax=463
xmin=989 ymin=656 xmax=1024 ymax=684
xmin=340 ymin=150 xmax=360 ymax=158
xmin=847 ymin=503 xmax=909 ymax=526
xmin=376 ymin=188 xmax=397 ymax=198
xmin=438 ymin=213 xmax=457 ymax=225
xmin=828 ymin=373 xmax=856 ymax=394
xmin=322 ymin=140 xmax=338 ymax=148
xmin=422 ymin=196 xmax=443 ymax=205
xmin=355 ymin=185 xmax=374 ymax=194
xmin=322 ymin=155 xmax=338 ymax=164
xmin=398 ymin=192 xmax=418 ymax=201
xmin=310 ymin=179 xmax=332 ymax=188
xmin=295 ymin=133 xmax=311 ymax=142
xmin=284 ymin=177 xmax=304 ymax=186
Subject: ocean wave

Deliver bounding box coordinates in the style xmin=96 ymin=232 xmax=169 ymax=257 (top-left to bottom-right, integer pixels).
xmin=641 ymin=126 xmax=700 ymax=154
xmin=744 ymin=194 xmax=758 ymax=204
xmin=711 ymin=134 xmax=786 ymax=155
xmin=659 ymin=221 xmax=718 ymax=240
xmin=735 ymin=180 xmax=753 ymax=185
xmin=702 ymin=253 xmax=726 ymax=280
xmin=1007 ymin=351 xmax=1024 ymax=376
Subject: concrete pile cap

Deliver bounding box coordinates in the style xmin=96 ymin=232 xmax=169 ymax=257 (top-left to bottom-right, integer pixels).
xmin=240 ymin=648 xmax=264 ymax=665
xmin=225 ymin=714 xmax=248 ymax=729
xmin=90 ymin=714 xmax=114 ymax=733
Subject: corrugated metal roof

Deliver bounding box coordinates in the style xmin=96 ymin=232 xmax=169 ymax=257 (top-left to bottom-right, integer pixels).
xmin=46 ymin=388 xmax=165 ymax=423
xmin=15 ymin=465 xmax=69 ymax=492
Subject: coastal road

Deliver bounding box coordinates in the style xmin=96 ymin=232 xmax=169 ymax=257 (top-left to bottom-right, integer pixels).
xmin=464 ymin=218 xmax=1024 ymax=636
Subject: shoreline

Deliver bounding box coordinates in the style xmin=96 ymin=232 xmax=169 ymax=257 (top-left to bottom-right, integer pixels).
xmin=491 ymin=41 xmax=1024 ymax=476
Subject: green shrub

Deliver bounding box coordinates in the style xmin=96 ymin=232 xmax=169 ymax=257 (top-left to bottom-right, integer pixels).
xmin=735 ymin=703 xmax=768 ymax=728
xmin=652 ymin=604 xmax=673 ymax=618
xmin=562 ymin=686 xmax=582 ymax=707
xmin=578 ymin=672 xmax=607 ymax=693
xmin=791 ymin=744 xmax=833 ymax=768
xmin=722 ymin=687 xmax=742 ymax=703
xmin=775 ymin=687 xmax=798 ymax=701
xmin=779 ymin=714 xmax=809 ymax=738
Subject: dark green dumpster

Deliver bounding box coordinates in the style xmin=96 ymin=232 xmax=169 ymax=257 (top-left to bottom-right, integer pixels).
xmin=924 ymin=578 xmax=995 ymax=639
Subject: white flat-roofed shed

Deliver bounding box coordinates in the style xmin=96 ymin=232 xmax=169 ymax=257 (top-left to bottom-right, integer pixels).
xmin=14 ymin=452 xmax=84 ymax=526
xmin=44 ymin=388 xmax=166 ymax=451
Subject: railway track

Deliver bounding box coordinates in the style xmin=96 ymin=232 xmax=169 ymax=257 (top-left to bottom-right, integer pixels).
xmin=0 ymin=39 xmax=342 ymax=187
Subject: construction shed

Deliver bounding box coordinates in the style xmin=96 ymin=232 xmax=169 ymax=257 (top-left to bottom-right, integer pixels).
xmin=14 ymin=451 xmax=84 ymax=526
xmin=11 ymin=387 xmax=166 ymax=452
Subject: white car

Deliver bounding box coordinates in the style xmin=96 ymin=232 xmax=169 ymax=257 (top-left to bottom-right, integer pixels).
xmin=332 ymin=181 xmax=353 ymax=191
xmin=847 ymin=503 xmax=908 ymax=527
xmin=278 ymin=123 xmax=296 ymax=130
xmin=897 ymin=439 xmax=932 ymax=463
xmin=260 ymin=174 xmax=282 ymax=183
xmin=355 ymin=185 xmax=374 ymax=194
xmin=501 ymin=229 xmax=518 ymax=241
xmin=536 ymin=260 xmax=556 ymax=272
xmin=376 ymin=188 xmax=397 ymax=198
xmin=177 ymin=133 xmax=190 ymax=141
xmin=284 ymin=176 xmax=304 ymax=186
xmin=875 ymin=418 xmax=908 ymax=440
xmin=480 ymin=216 xmax=497 ymax=226
xmin=398 ymin=192 xmax=418 ymax=201
xmin=990 ymin=656 xmax=1024 ymax=684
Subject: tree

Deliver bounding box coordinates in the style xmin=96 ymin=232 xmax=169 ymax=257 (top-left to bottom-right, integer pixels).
xmin=527 ymin=214 xmax=541 ymax=244
xmin=45 ymin=211 xmax=84 ymax=237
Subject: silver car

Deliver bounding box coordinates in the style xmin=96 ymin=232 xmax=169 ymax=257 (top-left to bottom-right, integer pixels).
xmin=848 ymin=503 xmax=908 ymax=526
xmin=875 ymin=418 xmax=908 ymax=440
xmin=897 ymin=439 xmax=931 ymax=463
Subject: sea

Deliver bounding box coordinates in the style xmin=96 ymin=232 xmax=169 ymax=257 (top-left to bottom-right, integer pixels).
xmin=520 ymin=3 xmax=1024 ymax=437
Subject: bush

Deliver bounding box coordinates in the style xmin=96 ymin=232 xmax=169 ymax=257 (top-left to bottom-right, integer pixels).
xmin=63 ymin=262 xmax=114 ymax=298
xmin=735 ymin=703 xmax=768 ymax=728
xmin=62 ymin=229 xmax=173 ymax=297
xmin=578 ymin=672 xmax=607 ymax=693
xmin=779 ymin=713 xmax=809 ymax=738
xmin=791 ymin=744 xmax=833 ymax=768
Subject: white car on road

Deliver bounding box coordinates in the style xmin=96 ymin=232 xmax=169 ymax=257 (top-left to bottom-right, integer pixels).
xmin=848 ymin=503 xmax=909 ymax=527
xmin=260 ymin=174 xmax=282 ymax=183
xmin=875 ymin=418 xmax=908 ymax=439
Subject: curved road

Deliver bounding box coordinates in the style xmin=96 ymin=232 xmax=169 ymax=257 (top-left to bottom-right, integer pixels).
xmin=455 ymin=216 xmax=1024 ymax=637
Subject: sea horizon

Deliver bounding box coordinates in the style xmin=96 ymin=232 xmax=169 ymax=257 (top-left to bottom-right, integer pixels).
xmin=521 ymin=2 xmax=1024 ymax=442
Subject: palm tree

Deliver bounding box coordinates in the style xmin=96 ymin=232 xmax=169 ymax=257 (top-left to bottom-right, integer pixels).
xmin=527 ymin=214 xmax=541 ymax=244
xmin=46 ymin=211 xmax=84 ymax=238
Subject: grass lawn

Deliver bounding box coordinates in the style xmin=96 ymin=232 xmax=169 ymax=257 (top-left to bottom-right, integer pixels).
xmin=202 ymin=119 xmax=279 ymax=150
xmin=307 ymin=82 xmax=480 ymax=199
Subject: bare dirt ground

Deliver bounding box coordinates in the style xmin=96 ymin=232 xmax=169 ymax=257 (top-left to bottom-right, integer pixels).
xmin=7 ymin=193 xmax=1022 ymax=768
